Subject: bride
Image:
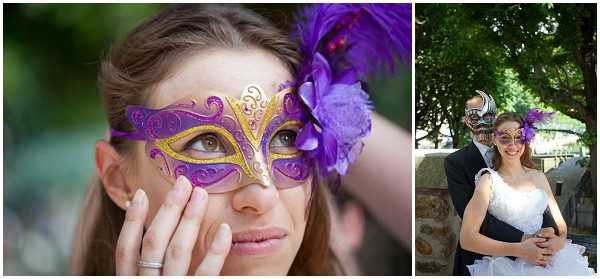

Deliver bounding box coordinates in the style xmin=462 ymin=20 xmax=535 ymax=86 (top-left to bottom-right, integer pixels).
xmin=459 ymin=111 xmax=594 ymax=276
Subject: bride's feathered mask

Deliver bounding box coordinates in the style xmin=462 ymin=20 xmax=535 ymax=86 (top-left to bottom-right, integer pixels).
xmin=110 ymin=4 xmax=411 ymax=190
xmin=293 ymin=4 xmax=411 ymax=177
xmin=521 ymin=108 xmax=554 ymax=144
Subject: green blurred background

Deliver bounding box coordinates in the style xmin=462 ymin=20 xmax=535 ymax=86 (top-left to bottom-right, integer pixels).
xmin=4 ymin=4 xmax=411 ymax=275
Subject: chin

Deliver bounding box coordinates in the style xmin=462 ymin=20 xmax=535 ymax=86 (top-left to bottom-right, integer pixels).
xmin=221 ymin=256 xmax=292 ymax=275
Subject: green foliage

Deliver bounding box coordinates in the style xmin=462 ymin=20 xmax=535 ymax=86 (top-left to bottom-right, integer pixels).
xmin=369 ymin=66 xmax=412 ymax=129
xmin=465 ymin=4 xmax=596 ymax=129
xmin=416 ymin=4 xmax=509 ymax=147
xmin=4 ymin=4 xmax=166 ymax=143
xmin=495 ymin=69 xmax=539 ymax=115
xmin=416 ymin=3 xmax=596 ymax=153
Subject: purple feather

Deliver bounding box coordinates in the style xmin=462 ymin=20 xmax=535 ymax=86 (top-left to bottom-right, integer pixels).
xmin=295 ymin=3 xmax=411 ymax=81
xmin=524 ymin=108 xmax=554 ymax=125
xmin=293 ymin=4 xmax=410 ymax=178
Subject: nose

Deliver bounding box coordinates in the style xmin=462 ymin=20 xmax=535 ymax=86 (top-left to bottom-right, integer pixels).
xmin=232 ymin=182 xmax=279 ymax=215
xmin=245 ymin=147 xmax=275 ymax=187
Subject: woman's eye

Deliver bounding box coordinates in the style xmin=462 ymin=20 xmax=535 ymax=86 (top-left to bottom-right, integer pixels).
xmin=270 ymin=129 xmax=298 ymax=154
xmin=187 ymin=133 xmax=225 ymax=153
xmin=271 ymin=130 xmax=297 ymax=147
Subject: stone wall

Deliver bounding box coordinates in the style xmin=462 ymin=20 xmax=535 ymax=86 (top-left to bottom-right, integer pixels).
xmin=414 ymin=149 xmax=459 ymax=275
xmin=414 ymin=149 xmax=581 ymax=276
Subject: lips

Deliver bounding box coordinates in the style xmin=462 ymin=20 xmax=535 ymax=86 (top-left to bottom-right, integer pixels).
xmin=230 ymin=227 xmax=288 ymax=255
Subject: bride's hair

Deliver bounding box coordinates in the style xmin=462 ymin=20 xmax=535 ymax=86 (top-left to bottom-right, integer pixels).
xmin=491 ymin=112 xmax=538 ymax=170
xmin=69 ymin=4 xmax=342 ymax=275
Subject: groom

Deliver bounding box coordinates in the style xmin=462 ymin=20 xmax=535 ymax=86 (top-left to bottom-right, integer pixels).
xmin=445 ymin=91 xmax=559 ymax=275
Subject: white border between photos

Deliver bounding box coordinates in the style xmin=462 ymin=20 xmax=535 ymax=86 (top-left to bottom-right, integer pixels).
xmin=2 ymin=1 xmax=599 ymax=278
xmin=411 ymin=1 xmax=417 ymax=277
xmin=1 ymin=2 xmax=4 ymax=277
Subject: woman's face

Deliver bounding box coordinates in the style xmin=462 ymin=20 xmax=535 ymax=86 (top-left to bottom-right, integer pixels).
xmin=131 ymin=47 xmax=310 ymax=275
xmin=493 ymin=120 xmax=525 ymax=164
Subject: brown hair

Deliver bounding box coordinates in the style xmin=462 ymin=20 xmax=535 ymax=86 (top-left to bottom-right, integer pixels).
xmin=69 ymin=4 xmax=342 ymax=275
xmin=491 ymin=112 xmax=538 ymax=170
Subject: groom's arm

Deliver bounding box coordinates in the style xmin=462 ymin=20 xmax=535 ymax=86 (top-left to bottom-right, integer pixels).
xmin=444 ymin=155 xmax=523 ymax=243
xmin=542 ymin=208 xmax=559 ymax=236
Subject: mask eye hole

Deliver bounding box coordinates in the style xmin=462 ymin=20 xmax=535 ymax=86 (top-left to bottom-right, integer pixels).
xmin=498 ymin=135 xmax=512 ymax=144
xmin=514 ymin=136 xmax=523 ymax=143
xmin=495 ymin=130 xmax=524 ymax=145
xmin=183 ymin=133 xmax=229 ymax=159
xmin=469 ymin=114 xmax=480 ymax=122
xmin=482 ymin=113 xmax=495 ymax=122
xmin=268 ymin=121 xmax=303 ymax=156
xmin=270 ymin=129 xmax=299 ymax=155
xmin=165 ymin=128 xmax=236 ymax=160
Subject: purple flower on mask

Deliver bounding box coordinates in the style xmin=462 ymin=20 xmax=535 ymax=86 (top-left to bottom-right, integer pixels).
xmin=521 ymin=108 xmax=554 ymax=144
xmin=292 ymin=4 xmax=410 ymax=178
xmin=522 ymin=122 xmax=535 ymax=144
xmin=295 ymin=52 xmax=372 ymax=176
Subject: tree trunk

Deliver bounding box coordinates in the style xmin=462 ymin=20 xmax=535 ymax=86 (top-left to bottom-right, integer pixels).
xmin=579 ymin=4 xmax=596 ymax=231
xmin=451 ymin=127 xmax=461 ymax=149
xmin=586 ymin=120 xmax=596 ymax=232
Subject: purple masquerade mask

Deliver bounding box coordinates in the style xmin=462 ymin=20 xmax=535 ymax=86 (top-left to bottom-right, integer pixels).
xmin=494 ymin=129 xmax=525 ymax=146
xmin=111 ymin=84 xmax=312 ymax=193
xmin=111 ymin=3 xmax=411 ymax=190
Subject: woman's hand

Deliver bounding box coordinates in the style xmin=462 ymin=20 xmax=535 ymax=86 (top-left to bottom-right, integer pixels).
xmin=517 ymin=237 xmax=552 ymax=267
xmin=115 ymin=176 xmax=232 ymax=275
xmin=535 ymin=228 xmax=565 ymax=258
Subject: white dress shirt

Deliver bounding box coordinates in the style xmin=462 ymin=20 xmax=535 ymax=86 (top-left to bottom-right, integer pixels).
xmin=473 ymin=139 xmax=494 ymax=168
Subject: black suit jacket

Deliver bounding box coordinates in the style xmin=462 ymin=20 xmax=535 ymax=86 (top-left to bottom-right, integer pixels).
xmin=444 ymin=142 xmax=557 ymax=275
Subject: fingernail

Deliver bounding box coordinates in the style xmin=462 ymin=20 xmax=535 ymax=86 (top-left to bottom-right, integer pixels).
xmin=173 ymin=176 xmax=189 ymax=192
xmin=191 ymin=187 xmax=207 ymax=203
xmin=132 ymin=189 xmax=145 ymax=207
xmin=216 ymin=223 xmax=231 ymax=243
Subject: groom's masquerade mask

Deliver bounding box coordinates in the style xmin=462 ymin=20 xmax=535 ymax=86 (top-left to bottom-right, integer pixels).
xmin=464 ymin=90 xmax=497 ymax=145
xmin=110 ymin=85 xmax=312 ymax=193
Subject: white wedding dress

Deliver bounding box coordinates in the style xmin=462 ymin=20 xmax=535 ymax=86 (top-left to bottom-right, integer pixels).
xmin=466 ymin=168 xmax=594 ymax=276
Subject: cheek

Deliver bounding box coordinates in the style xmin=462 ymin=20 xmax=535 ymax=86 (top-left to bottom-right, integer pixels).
xmin=190 ymin=194 xmax=231 ymax=269
xmin=278 ymin=179 xmax=312 ymax=238
xmin=518 ymin=145 xmax=526 ymax=155
xmin=132 ymin=143 xmax=174 ymax=226
xmin=495 ymin=143 xmax=505 ymax=153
